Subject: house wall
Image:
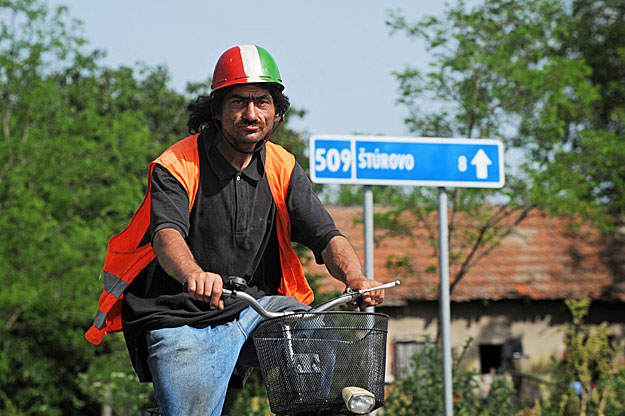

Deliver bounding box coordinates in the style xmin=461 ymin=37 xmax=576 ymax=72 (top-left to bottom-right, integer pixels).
xmin=380 ymin=299 xmax=625 ymax=381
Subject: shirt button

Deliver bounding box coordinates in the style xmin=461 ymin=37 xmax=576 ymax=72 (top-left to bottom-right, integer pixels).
xmin=236 ymin=174 xmax=241 ymax=181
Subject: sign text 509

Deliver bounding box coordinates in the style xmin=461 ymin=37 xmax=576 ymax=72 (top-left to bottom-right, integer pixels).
xmin=314 ymin=148 xmax=352 ymax=173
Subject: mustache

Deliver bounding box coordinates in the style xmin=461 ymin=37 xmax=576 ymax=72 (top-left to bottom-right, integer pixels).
xmin=238 ymin=120 xmax=262 ymax=127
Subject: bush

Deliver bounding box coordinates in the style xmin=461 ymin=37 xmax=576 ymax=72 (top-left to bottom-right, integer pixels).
xmin=529 ymin=297 xmax=625 ymax=416
xmin=384 ymin=337 xmax=520 ymax=416
xmin=383 ymin=297 xmax=625 ymax=416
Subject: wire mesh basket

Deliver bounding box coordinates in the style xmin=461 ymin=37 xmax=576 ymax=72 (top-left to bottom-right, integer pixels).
xmin=251 ymin=312 xmax=388 ymax=415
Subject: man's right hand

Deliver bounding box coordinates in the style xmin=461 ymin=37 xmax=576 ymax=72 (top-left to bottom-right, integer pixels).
xmin=186 ymin=272 xmax=224 ymax=310
xmin=153 ymin=229 xmax=225 ymax=311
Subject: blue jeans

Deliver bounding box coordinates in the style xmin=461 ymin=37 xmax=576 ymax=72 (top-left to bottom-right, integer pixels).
xmin=146 ymin=296 xmax=309 ymax=416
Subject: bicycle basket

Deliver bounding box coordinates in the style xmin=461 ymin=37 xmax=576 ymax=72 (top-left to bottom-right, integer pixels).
xmin=251 ymin=312 xmax=388 ymax=415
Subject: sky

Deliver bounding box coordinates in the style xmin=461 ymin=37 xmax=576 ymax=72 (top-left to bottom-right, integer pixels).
xmin=47 ymin=0 xmax=448 ymax=138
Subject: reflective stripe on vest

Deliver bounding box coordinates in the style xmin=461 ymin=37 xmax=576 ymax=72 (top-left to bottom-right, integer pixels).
xmin=91 ymin=270 xmax=128 ymax=329
xmin=85 ymin=135 xmax=312 ymax=345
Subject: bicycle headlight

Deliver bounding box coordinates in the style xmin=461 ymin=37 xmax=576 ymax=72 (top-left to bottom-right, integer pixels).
xmin=342 ymin=386 xmax=375 ymax=414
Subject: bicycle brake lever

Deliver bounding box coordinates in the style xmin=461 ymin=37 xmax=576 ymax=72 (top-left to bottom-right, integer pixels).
xmin=344 ymin=288 xmax=362 ymax=306
xmin=345 ymin=280 xmax=402 ymax=305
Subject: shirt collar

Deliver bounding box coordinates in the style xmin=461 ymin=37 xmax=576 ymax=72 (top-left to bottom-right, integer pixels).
xmin=202 ymin=131 xmax=265 ymax=182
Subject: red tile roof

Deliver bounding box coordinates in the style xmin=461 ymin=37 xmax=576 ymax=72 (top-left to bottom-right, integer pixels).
xmin=306 ymin=206 xmax=625 ymax=304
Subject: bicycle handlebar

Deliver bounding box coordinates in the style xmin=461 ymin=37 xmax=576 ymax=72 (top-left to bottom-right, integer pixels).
xmin=221 ymin=280 xmax=401 ymax=319
xmin=310 ymin=280 xmax=401 ymax=313
xmin=221 ymin=288 xmax=286 ymax=319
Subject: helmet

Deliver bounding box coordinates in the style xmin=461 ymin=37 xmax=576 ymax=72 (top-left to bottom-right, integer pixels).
xmin=211 ymin=45 xmax=284 ymax=93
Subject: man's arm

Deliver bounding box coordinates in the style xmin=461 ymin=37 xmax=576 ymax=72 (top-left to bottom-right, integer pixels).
xmin=152 ymin=228 xmax=224 ymax=310
xmin=321 ymin=235 xmax=385 ymax=311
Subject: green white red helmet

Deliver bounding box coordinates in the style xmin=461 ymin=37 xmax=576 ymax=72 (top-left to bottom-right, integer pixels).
xmin=211 ymin=45 xmax=284 ymax=93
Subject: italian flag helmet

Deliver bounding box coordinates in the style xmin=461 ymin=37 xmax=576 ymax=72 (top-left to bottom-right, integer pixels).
xmin=211 ymin=45 xmax=284 ymax=93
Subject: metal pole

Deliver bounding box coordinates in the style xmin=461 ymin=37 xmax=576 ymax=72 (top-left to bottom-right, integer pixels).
xmin=363 ymin=185 xmax=376 ymax=416
xmin=363 ymin=185 xmax=374 ymax=313
xmin=438 ymin=187 xmax=453 ymax=416
xmin=102 ymin=384 xmax=113 ymax=416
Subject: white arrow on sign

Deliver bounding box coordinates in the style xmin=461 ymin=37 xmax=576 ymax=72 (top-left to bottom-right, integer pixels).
xmin=471 ymin=149 xmax=492 ymax=179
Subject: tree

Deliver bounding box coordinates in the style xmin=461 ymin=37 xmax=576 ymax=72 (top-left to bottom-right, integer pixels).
xmin=0 ymin=2 xmax=109 ymax=413
xmin=0 ymin=2 xmax=316 ymax=413
xmin=0 ymin=1 xmax=192 ymax=413
xmin=541 ymin=0 xmax=625 ymax=222
xmin=381 ymin=0 xmax=616 ymax=297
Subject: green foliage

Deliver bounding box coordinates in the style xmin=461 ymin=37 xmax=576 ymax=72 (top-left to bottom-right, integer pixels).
xmin=272 ymin=108 xmax=309 ymax=171
xmin=388 ymin=0 xmax=624 ymax=224
xmin=223 ymin=371 xmax=273 ymax=416
xmin=567 ymin=0 xmax=625 ymax=136
xmin=78 ymin=355 xmax=154 ymax=416
xmin=335 ymin=184 xmax=402 ymax=206
xmin=0 ymin=0 xmax=196 ymax=413
xmin=383 ymin=0 xmax=624 ymax=300
xmin=384 ymin=338 xmax=520 ymax=415
xmin=0 ymin=1 xmax=314 ymax=414
xmin=385 ymin=302 xmax=625 ymax=416
xmin=530 ymin=298 xmax=625 ymax=416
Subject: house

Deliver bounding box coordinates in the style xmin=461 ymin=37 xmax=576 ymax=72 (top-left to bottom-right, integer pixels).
xmin=306 ymin=206 xmax=625 ymax=384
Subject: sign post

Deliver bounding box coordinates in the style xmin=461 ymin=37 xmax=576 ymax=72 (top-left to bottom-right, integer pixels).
xmin=310 ymin=134 xmax=505 ymax=416
xmin=363 ymin=184 xmax=374 ymax=313
xmin=438 ymin=187 xmax=453 ymax=415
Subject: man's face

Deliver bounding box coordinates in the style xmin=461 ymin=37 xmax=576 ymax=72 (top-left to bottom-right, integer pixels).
xmin=216 ymin=84 xmax=280 ymax=150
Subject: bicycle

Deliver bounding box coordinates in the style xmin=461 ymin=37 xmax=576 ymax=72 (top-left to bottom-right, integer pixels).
xmin=146 ymin=278 xmax=400 ymax=416
xmin=222 ymin=278 xmax=400 ymax=416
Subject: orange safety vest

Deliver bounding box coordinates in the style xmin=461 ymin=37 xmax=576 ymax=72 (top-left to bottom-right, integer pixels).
xmin=85 ymin=134 xmax=314 ymax=345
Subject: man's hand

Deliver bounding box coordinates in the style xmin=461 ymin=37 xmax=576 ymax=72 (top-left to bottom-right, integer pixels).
xmin=345 ymin=277 xmax=385 ymax=312
xmin=321 ymin=236 xmax=386 ymax=311
xmin=186 ymin=271 xmax=224 ymax=310
xmin=153 ymin=228 xmax=224 ymax=310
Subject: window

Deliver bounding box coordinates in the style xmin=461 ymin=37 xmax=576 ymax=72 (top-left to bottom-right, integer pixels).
xmin=479 ymin=338 xmax=524 ymax=374
xmin=479 ymin=344 xmax=503 ymax=374
xmin=392 ymin=339 xmax=434 ymax=380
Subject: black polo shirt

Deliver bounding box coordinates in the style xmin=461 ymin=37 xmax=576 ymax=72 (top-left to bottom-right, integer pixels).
xmin=121 ymin=131 xmax=342 ymax=381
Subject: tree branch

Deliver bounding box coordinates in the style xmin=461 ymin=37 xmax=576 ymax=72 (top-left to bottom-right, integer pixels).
xmin=450 ymin=205 xmax=533 ymax=292
xmin=5 ymin=308 xmax=22 ymax=330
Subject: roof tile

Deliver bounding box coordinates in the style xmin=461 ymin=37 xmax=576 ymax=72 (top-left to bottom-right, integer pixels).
xmin=306 ymin=207 xmax=625 ymax=304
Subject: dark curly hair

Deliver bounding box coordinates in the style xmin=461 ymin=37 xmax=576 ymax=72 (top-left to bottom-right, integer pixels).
xmin=186 ymin=83 xmax=290 ymax=134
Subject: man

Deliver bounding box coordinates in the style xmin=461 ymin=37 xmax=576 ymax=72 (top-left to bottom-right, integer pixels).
xmin=85 ymin=45 xmax=385 ymax=415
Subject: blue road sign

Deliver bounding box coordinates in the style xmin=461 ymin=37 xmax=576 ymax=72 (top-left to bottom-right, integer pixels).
xmin=310 ymin=135 xmax=505 ymax=188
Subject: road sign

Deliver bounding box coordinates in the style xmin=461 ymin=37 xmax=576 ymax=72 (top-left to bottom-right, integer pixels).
xmin=310 ymin=134 xmax=506 ymax=416
xmin=310 ymin=135 xmax=505 ymax=188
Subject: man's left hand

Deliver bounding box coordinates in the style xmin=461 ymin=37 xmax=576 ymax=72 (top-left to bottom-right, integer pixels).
xmin=345 ymin=278 xmax=385 ymax=312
